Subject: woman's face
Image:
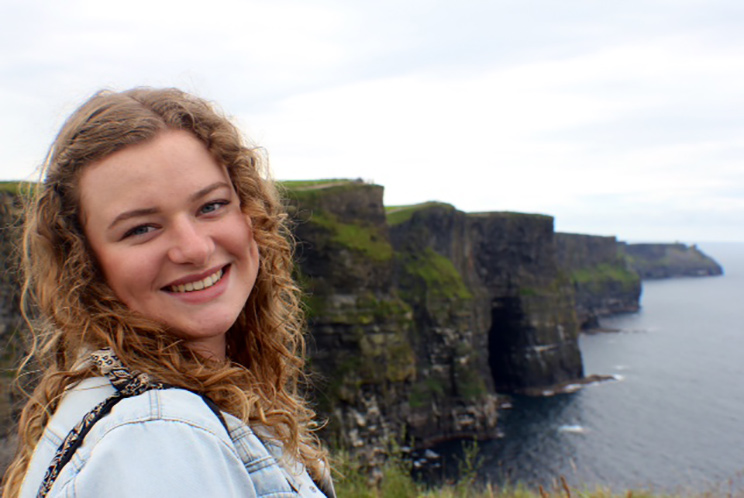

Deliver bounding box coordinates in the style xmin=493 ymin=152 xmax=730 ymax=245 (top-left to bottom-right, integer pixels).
xmin=79 ymin=130 xmax=260 ymax=359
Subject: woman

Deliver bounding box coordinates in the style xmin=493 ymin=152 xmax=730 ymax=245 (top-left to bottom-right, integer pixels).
xmin=2 ymin=88 xmax=334 ymax=497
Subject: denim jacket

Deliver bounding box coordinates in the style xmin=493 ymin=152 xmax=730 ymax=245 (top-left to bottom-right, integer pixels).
xmin=20 ymin=377 xmax=334 ymax=497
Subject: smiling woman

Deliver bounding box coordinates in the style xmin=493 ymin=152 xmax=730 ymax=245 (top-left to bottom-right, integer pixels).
xmin=79 ymin=130 xmax=260 ymax=360
xmin=1 ymin=88 xmax=334 ymax=497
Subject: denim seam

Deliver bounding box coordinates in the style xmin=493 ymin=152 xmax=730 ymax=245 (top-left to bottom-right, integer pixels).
xmin=86 ymin=418 xmax=240 ymax=461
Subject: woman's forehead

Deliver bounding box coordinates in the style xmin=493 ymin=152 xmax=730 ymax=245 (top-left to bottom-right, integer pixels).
xmin=78 ymin=131 xmax=231 ymax=225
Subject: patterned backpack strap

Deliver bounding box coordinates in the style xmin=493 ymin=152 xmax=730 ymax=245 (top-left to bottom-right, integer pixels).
xmin=93 ymin=349 xmax=228 ymax=432
xmin=36 ymin=393 xmax=126 ymax=497
xmin=92 ymin=349 xmax=228 ymax=432
xmin=200 ymin=394 xmax=229 ymax=433
xmin=91 ymin=348 xmax=167 ymax=395
xmin=36 ymin=349 xmax=167 ymax=498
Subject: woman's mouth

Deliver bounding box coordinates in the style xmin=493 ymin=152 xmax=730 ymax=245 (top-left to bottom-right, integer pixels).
xmin=167 ymin=267 xmax=226 ymax=293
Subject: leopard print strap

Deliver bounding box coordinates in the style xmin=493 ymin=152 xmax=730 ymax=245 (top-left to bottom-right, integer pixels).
xmin=36 ymin=349 xmax=167 ymax=498
xmin=90 ymin=348 xmax=167 ymax=395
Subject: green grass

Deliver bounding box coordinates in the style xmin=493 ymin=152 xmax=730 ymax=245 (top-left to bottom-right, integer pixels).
xmin=400 ymin=248 xmax=472 ymax=300
xmin=409 ymin=376 xmax=448 ymax=408
xmin=455 ymin=366 xmax=488 ymax=401
xmin=334 ymin=221 xmax=394 ymax=262
xmin=0 ymin=181 xmax=33 ymax=195
xmin=332 ymin=448 xmax=738 ymax=498
xmin=572 ymin=264 xmax=639 ymax=286
xmin=280 ymin=178 xmax=357 ymax=189
xmin=334 ymin=449 xmax=419 ymax=498
xmin=309 ymin=209 xmax=394 ymax=262
xmin=385 ymin=202 xmax=455 ymax=226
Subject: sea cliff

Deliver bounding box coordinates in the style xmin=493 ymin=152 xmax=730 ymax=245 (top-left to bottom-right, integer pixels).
xmin=555 ymin=233 xmax=641 ymax=329
xmin=286 ymin=181 xmax=588 ymax=460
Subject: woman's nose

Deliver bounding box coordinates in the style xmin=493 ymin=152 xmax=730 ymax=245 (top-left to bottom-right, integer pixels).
xmin=167 ymin=218 xmax=214 ymax=266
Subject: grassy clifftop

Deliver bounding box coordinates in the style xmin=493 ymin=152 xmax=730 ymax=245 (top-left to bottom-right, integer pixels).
xmin=622 ymin=243 xmax=723 ymax=279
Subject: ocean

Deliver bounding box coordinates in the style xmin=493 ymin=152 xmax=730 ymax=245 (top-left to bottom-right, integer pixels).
xmin=435 ymin=242 xmax=744 ymax=494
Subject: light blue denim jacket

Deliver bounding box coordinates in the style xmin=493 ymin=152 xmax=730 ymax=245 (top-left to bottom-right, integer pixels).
xmin=20 ymin=377 xmax=334 ymax=497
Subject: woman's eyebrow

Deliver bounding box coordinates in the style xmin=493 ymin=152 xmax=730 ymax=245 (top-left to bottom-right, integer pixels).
xmin=108 ymin=207 xmax=159 ymax=230
xmin=107 ymin=182 xmax=232 ymax=230
xmin=190 ymin=181 xmax=232 ymax=202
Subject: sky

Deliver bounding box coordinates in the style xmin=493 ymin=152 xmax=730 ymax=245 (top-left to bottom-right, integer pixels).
xmin=1 ymin=0 xmax=743 ymax=243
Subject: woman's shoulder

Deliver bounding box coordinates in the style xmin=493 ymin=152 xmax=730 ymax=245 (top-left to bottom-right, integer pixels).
xmin=21 ymin=381 xmax=245 ymax=497
xmin=79 ymin=388 xmax=242 ymax=465
xmin=97 ymin=387 xmax=231 ymax=437
xmin=45 ymin=389 xmax=268 ymax=497
xmin=43 ymin=377 xmax=115 ymax=443
xmin=46 ymin=381 xmax=235 ymax=473
xmin=47 ymin=378 xmax=229 ymax=440
xmin=23 ymin=379 xmax=331 ymax=497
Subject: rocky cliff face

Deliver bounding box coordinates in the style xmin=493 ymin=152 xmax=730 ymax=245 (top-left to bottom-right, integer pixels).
xmin=285 ymin=182 xmax=418 ymax=463
xmin=0 ymin=189 xmax=23 ymax=331
xmin=319 ymin=187 xmax=586 ymax=423
xmin=555 ymin=233 xmax=641 ymax=329
xmin=387 ymin=204 xmax=584 ymax=394
xmin=464 ymin=213 xmax=583 ymax=392
xmin=0 ymin=188 xmax=24 ymax=473
xmin=285 ymin=182 xmax=586 ymax=459
xmin=621 ymin=243 xmax=724 ymax=279
xmin=286 ymin=185 xmax=501 ymax=461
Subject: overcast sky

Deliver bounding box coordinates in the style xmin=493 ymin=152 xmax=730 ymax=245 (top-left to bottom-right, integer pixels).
xmin=1 ymin=0 xmax=743 ymax=242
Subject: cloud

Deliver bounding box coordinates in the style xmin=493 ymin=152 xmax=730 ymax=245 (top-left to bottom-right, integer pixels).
xmin=0 ymin=0 xmax=742 ymax=241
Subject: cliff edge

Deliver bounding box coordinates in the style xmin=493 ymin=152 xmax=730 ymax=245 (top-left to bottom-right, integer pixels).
xmin=621 ymin=243 xmax=724 ymax=279
xmin=556 ymin=233 xmax=641 ymax=329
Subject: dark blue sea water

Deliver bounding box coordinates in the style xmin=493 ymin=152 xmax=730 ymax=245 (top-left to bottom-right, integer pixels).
xmin=437 ymin=243 xmax=744 ymax=494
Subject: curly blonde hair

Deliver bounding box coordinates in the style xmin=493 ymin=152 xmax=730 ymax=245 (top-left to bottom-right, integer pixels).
xmin=2 ymin=88 xmax=325 ymax=496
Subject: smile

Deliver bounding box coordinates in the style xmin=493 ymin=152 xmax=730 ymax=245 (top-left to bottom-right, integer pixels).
xmin=168 ymin=268 xmax=224 ymax=293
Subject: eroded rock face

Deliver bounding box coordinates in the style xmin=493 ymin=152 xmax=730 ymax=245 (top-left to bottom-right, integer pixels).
xmin=289 ymin=185 xmax=509 ymax=459
xmin=388 ymin=205 xmax=587 ymax=395
xmin=0 ymin=190 xmax=24 ymax=477
xmin=556 ymin=233 xmax=642 ymax=329
xmin=287 ymin=182 xmax=416 ymax=464
xmin=466 ymin=214 xmax=583 ymax=391
xmin=388 ymin=204 xmax=585 ymax=412
xmin=279 ymin=184 xmax=592 ymax=454
xmin=0 ymin=192 xmax=22 ymax=338
xmin=389 ymin=204 xmax=499 ymax=442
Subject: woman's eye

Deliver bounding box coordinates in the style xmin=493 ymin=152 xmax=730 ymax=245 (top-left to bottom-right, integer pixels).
xmin=123 ymin=225 xmax=155 ymax=239
xmin=200 ymin=200 xmax=229 ymax=215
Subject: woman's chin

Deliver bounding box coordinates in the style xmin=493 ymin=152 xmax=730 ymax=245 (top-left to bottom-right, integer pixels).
xmin=164 ymin=321 xmax=236 ymax=359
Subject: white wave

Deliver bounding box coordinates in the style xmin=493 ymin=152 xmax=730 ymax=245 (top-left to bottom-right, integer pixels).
xmin=558 ymin=424 xmax=587 ymax=434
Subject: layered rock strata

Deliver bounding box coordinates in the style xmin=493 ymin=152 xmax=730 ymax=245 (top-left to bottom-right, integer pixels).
xmin=286 ymin=185 xmax=502 ymax=463
xmin=0 ymin=188 xmax=24 ymax=475
xmin=287 ymin=182 xmax=586 ymax=459
xmin=555 ymin=233 xmax=642 ymax=329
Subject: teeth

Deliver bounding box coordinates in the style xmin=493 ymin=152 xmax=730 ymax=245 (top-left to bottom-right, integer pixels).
xmin=169 ymin=268 xmax=224 ymax=293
